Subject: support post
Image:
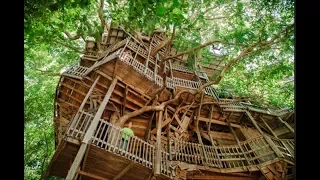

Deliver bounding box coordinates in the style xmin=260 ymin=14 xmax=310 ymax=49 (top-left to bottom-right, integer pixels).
xmin=226 ymin=120 xmax=252 ymax=167
xmin=154 ymin=53 xmax=158 ymax=81
xmin=112 ymin=162 xmax=135 ymax=180
xmin=144 ymin=45 xmax=152 ymax=74
xmin=68 ymin=75 xmax=101 ymax=132
xmin=154 ymin=110 xmax=163 ymax=175
xmin=260 ymin=116 xmax=294 ymax=157
xmin=277 ymin=117 xmax=294 ymax=133
xmin=245 ymin=111 xmax=284 ymax=158
xmin=66 ymin=78 xmax=118 ymax=180
xmin=208 ymin=133 xmax=223 ymax=168
xmin=168 ymin=60 xmax=173 ymax=79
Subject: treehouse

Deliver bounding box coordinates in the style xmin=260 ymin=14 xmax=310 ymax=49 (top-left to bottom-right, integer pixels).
xmin=46 ymin=24 xmax=294 ymax=180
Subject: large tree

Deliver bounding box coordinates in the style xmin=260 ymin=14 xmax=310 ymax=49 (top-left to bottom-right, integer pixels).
xmin=24 ymin=0 xmax=294 ymax=179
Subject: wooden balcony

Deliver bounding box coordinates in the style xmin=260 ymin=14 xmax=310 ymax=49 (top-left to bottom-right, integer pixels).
xmin=47 ymin=111 xmax=294 ymax=179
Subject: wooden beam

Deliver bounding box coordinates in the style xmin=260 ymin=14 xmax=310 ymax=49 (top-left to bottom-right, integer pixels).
xmin=144 ymin=112 xmax=155 ymax=141
xmin=195 ymin=116 xmax=241 ymax=128
xmin=78 ymin=170 xmax=108 ymax=180
xmin=260 ymin=117 xmax=294 ymax=158
xmin=226 ymin=120 xmax=251 ymax=167
xmin=67 ymin=75 xmax=101 ymax=136
xmin=66 ymin=143 xmax=88 ymax=180
xmin=112 ymin=162 xmax=135 ymax=180
xmin=79 ymin=144 xmax=91 ymax=180
xmin=144 ymin=45 xmax=152 ymax=74
xmin=277 ymin=117 xmax=294 ymax=133
xmin=245 ymin=111 xmax=284 ymax=158
xmin=260 ymin=116 xmax=277 ymax=137
xmin=154 ymin=110 xmax=163 ymax=175
xmin=122 ymin=85 xmax=128 ymax=116
xmin=208 ymin=131 xmax=235 ymax=141
xmin=66 ymin=78 xmax=118 ymax=179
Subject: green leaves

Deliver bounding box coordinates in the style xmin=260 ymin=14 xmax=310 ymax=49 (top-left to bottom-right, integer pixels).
xmin=156 ymin=5 xmax=167 ymax=16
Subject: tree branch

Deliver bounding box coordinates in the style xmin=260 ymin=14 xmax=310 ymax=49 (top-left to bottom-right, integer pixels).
xmin=98 ymin=0 xmax=105 ymax=30
xmin=164 ymin=40 xmax=237 ymax=62
xmin=204 ymin=16 xmax=229 ymax=20
xmin=151 ymin=25 xmax=176 ymax=57
xmin=35 ymin=69 xmax=61 ymax=77
xmin=200 ymin=23 xmax=294 ymax=85
xmin=53 ymin=40 xmax=85 ymax=54
xmin=63 ymin=31 xmax=82 ymax=40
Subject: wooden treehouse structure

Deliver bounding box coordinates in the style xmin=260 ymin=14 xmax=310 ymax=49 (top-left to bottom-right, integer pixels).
xmin=46 ymin=24 xmax=294 ymax=180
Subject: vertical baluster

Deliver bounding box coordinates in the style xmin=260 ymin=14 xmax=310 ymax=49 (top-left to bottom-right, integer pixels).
xmin=182 ymin=141 xmax=187 ymax=162
xmin=71 ymin=112 xmax=84 ymax=138
xmin=232 ymin=147 xmax=239 ymax=167
xmin=244 ymin=142 xmax=253 ymax=165
xmin=91 ymin=119 xmax=102 ymax=146
xmin=77 ymin=114 xmax=89 ymax=138
xmin=143 ymin=142 xmax=146 ymax=166
xmin=187 ymin=143 xmax=193 ymax=163
xmin=102 ymin=122 xmax=111 ymax=149
xmin=107 ymin=125 xmax=116 ymax=152
xmin=139 ymin=140 xmax=143 ymax=164
xmin=221 ymin=147 xmax=226 ymax=168
xmin=96 ymin=120 xmax=107 ymax=147
xmin=131 ymin=138 xmax=136 ymax=160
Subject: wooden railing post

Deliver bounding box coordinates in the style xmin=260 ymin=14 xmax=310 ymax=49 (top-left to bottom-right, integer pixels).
xmin=226 ymin=120 xmax=252 ymax=167
xmin=154 ymin=110 xmax=163 ymax=175
xmin=245 ymin=111 xmax=284 ymax=158
xmin=144 ymin=44 xmax=152 ymax=74
xmin=208 ymin=134 xmax=223 ymax=168
xmin=66 ymin=78 xmax=118 ymax=180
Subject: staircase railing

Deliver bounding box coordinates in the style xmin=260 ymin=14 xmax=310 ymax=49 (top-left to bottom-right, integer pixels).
xmin=66 ymin=113 xmax=294 ymax=176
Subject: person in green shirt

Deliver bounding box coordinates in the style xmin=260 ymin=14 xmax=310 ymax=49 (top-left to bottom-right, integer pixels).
xmin=120 ymin=122 xmax=134 ymax=153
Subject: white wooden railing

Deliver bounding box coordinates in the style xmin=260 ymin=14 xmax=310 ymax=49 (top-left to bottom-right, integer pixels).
xmin=66 ymin=112 xmax=294 ymax=176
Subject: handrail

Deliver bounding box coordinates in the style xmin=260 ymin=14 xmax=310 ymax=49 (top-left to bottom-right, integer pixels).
xmin=62 ymin=38 xmax=293 ymax=121
xmin=66 ymin=114 xmax=294 ymax=176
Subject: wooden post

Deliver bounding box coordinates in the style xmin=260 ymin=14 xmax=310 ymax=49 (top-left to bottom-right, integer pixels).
xmin=245 ymin=111 xmax=284 ymax=158
xmin=260 ymin=116 xmax=294 ymax=157
xmin=260 ymin=116 xmax=278 ymax=137
xmin=208 ymin=133 xmax=223 ymax=168
xmin=112 ymin=162 xmax=135 ymax=180
xmin=144 ymin=45 xmax=152 ymax=74
xmin=154 ymin=110 xmax=163 ymax=175
xmin=167 ymin=126 xmax=172 ymax=160
xmin=277 ymin=117 xmax=294 ymax=133
xmin=226 ymin=120 xmax=252 ymax=167
xmin=144 ymin=112 xmax=155 ymax=141
xmin=154 ymin=53 xmax=158 ymax=82
xmin=169 ymin=60 xmax=173 ymax=78
xmin=68 ymin=75 xmax=101 ymax=131
xmin=66 ymin=78 xmax=118 ymax=180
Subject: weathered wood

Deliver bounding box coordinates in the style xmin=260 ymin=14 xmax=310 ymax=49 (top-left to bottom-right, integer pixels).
xmin=112 ymin=162 xmax=135 ymax=180
xmin=260 ymin=116 xmax=277 ymax=137
xmin=196 ymin=116 xmax=241 ymax=128
xmin=66 ymin=78 xmax=118 ymax=179
xmin=68 ymin=75 xmax=101 ymax=131
xmin=78 ymin=170 xmax=108 ymax=180
xmin=277 ymin=117 xmax=294 ymax=133
xmin=66 ymin=143 xmax=88 ymax=180
xmin=154 ymin=110 xmax=163 ymax=175
xmin=245 ymin=111 xmax=284 ymax=158
xmin=144 ymin=111 xmax=155 ymax=141
xmin=226 ymin=120 xmax=251 ymax=167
